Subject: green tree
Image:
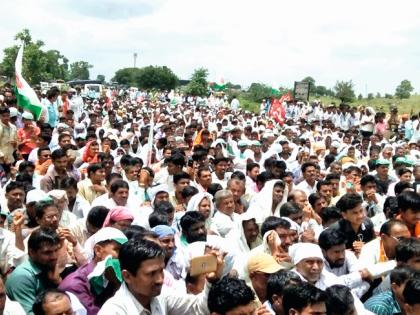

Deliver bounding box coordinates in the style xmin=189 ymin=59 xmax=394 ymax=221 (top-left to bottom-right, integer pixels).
xmin=69 ymin=61 xmax=92 ymax=80
xmin=315 ymin=85 xmax=328 ymax=96
xmin=246 ymin=83 xmax=272 ymax=102
xmin=367 ymin=93 xmax=374 ymax=100
xmin=186 ymin=68 xmax=208 ymax=96
xmin=96 ymin=74 xmax=105 ymax=83
xmin=225 ymin=82 xmax=241 ymax=90
xmin=302 ymin=76 xmax=316 ymax=95
xmin=376 ymin=92 xmax=381 ymax=98
xmin=358 ymin=93 xmax=363 ymax=100
xmin=0 ymin=29 xmax=72 ymax=84
xmin=334 ymin=80 xmax=355 ymax=103
xmin=113 ymin=68 xmax=141 ymax=86
xmin=385 ymin=93 xmax=393 ymax=99
xmin=136 ymin=66 xmax=178 ymax=90
xmin=395 ymin=80 xmax=414 ymax=99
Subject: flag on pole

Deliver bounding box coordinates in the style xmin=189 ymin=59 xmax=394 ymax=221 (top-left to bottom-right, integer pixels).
xmin=269 ymin=92 xmax=293 ymax=125
xmin=14 ymin=44 xmax=43 ymax=120
xmin=212 ymin=77 xmax=226 ymax=91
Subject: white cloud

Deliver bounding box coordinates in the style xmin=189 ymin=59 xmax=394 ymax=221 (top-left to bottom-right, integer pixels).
xmin=1 ymin=0 xmax=420 ymax=97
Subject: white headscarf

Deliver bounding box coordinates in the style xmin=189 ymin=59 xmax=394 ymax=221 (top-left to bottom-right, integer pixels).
xmin=247 ymin=179 xmax=288 ymax=224
xmin=186 ymin=192 xmax=214 ymax=229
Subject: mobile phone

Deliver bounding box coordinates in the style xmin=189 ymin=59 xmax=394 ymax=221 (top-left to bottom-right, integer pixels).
xmin=189 ymin=255 xmax=217 ymax=277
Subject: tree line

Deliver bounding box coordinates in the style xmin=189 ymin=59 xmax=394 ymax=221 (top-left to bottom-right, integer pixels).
xmin=0 ymin=30 xmax=415 ymax=103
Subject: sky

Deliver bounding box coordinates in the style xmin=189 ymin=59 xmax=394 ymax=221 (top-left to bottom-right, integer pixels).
xmin=2 ymin=0 xmax=420 ymax=95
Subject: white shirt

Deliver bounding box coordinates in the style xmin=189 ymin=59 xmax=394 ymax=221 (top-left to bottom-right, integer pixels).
xmin=211 ymin=172 xmax=231 ymax=189
xmin=98 ymin=282 xmax=210 ymax=315
xmin=210 ymin=211 xmax=239 ymax=238
xmin=295 ymin=180 xmax=317 ymax=197
xmin=3 ymin=297 xmax=26 ymax=315
xmin=0 ymin=228 xmax=25 ymax=276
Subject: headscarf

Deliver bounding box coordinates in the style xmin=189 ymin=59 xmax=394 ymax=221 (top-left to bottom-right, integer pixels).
xmin=82 ymin=140 xmax=99 ymax=163
xmin=227 ymin=211 xmax=261 ymax=256
xmin=102 ymin=206 xmax=134 ymax=227
xmin=151 ymin=225 xmax=176 ymax=238
xmin=247 ymin=180 xmax=288 ymax=224
xmin=288 ymin=242 xmax=323 ymax=265
xmin=186 ymin=192 xmax=214 ymax=229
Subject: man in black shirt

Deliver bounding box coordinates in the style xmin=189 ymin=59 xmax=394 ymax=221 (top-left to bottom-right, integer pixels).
xmin=330 ymin=193 xmax=375 ymax=256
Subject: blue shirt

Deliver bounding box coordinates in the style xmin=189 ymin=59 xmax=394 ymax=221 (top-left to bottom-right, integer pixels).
xmin=364 ymin=290 xmax=402 ymax=315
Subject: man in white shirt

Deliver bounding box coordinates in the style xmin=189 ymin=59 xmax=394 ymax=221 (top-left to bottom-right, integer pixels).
xmin=295 ymin=162 xmax=318 ymax=197
xmin=98 ymin=238 xmax=224 ymax=315
xmin=210 ymin=190 xmax=239 ymax=237
xmin=211 ymin=157 xmax=231 ymax=188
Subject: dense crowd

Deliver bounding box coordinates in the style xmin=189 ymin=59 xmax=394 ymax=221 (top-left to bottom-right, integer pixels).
xmin=0 ymin=84 xmax=419 ymax=315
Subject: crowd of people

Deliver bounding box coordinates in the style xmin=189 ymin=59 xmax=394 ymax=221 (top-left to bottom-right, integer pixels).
xmin=0 ymin=83 xmax=419 ymax=315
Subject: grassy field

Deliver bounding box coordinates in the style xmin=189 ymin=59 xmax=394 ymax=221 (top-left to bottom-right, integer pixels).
xmin=239 ymin=94 xmax=420 ymax=114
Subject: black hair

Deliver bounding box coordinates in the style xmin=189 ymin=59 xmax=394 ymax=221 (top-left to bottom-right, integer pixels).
xmin=390 ymin=266 xmax=415 ymax=286
xmin=18 ymin=161 xmax=35 ymax=173
xmin=87 ymin=163 xmax=105 ymax=177
xmin=197 ymin=167 xmax=211 ymax=178
xmin=384 ymin=196 xmax=399 ymax=218
xmin=33 ymin=288 xmax=70 ymax=315
xmin=324 ymin=154 xmax=336 ymax=169
xmin=37 ymin=145 xmax=51 ymax=157
xmin=231 ymin=171 xmax=246 ymax=181
xmin=246 ymin=162 xmax=260 ymax=173
xmin=256 ymin=171 xmax=272 ymax=187
xmin=282 ymin=282 xmax=326 ymax=315
xmin=403 ymin=276 xmax=420 ymax=306
xmin=120 ymin=155 xmax=133 ymax=168
xmin=58 ymin=133 xmax=71 ymax=143
xmin=213 ymin=156 xmax=229 ymax=165
xmin=397 ymin=191 xmax=420 ymax=212
xmin=266 ymin=270 xmax=302 ymax=304
xmin=308 ymin=193 xmax=325 ymax=209
xmin=51 ymin=148 xmax=67 ymax=161
xmin=5 ymin=180 xmax=25 ymax=193
xmin=28 ymin=228 xmax=60 ymax=251
xmin=325 ymin=285 xmax=354 ymax=315
xmin=119 ymin=239 xmax=164 ymax=275
xmin=273 ymin=180 xmax=285 ymax=190
xmin=87 ymin=206 xmax=110 ymax=229
xmin=0 ymin=106 xmax=10 ymax=115
xmin=318 ymin=228 xmax=346 ymax=250
xmin=61 ymin=177 xmax=78 ymax=190
xmin=166 ymin=153 xmax=186 ymax=167
xmin=379 ymin=219 xmax=407 ymax=236
xmin=154 ymin=201 xmax=175 ymax=215
xmin=208 ymin=276 xmax=255 ymax=314
xmin=280 ymin=202 xmax=302 ymax=217
xmin=301 ymin=161 xmax=317 ymax=173
xmin=181 ymin=186 xmax=199 ymax=199
xmin=360 ymin=175 xmax=377 ymax=187
xmin=395 ymin=237 xmax=420 ymax=263
xmin=173 ymin=172 xmax=191 ymax=184
xmin=180 ymin=211 xmax=205 ymax=234
xmin=261 ymin=216 xmax=291 ymax=237
xmin=316 ymin=180 xmax=331 ymax=191
xmin=395 ymin=182 xmax=413 ymax=196
xmin=106 ymin=172 xmax=123 ymax=185
xmin=320 ymin=206 xmax=341 ymax=224
xmin=398 ymin=168 xmax=412 ymax=177
xmin=34 ymin=200 xmax=57 ymax=220
xmin=149 ymin=211 xmax=169 ymax=228
xmin=325 ymin=173 xmax=340 ymax=181
xmin=207 ymin=183 xmax=223 ymax=197
xmin=110 ymin=179 xmax=129 ymax=194
xmin=336 ymin=193 xmax=363 ymax=213
xmin=123 ymin=225 xmax=152 ymax=240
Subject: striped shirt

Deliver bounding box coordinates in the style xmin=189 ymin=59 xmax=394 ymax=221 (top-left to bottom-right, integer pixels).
xmin=364 ymin=290 xmax=401 ymax=315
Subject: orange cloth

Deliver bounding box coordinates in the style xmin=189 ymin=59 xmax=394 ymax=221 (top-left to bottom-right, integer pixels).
xmin=35 ymin=159 xmax=52 ymax=176
xmin=17 ymin=126 xmax=40 ymax=155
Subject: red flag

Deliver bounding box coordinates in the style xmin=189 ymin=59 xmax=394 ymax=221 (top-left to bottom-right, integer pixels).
xmin=269 ymin=92 xmax=292 ymax=125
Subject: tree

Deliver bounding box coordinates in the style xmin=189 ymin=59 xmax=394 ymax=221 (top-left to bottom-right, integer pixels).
xmin=0 ymin=29 xmax=73 ymax=84
xmin=69 ymin=61 xmax=92 ymax=80
xmin=367 ymin=93 xmax=374 ymax=100
xmin=395 ymin=80 xmax=414 ymax=99
xmin=302 ymin=76 xmax=316 ymax=95
xmin=358 ymin=93 xmax=363 ymax=100
xmin=136 ymin=66 xmax=178 ymax=90
xmin=376 ymin=92 xmax=381 ymax=98
xmin=186 ymin=68 xmax=208 ymax=96
xmin=334 ymin=80 xmax=355 ymax=103
xmin=246 ymin=83 xmax=272 ymax=102
xmin=113 ymin=68 xmax=141 ymax=86
xmin=315 ymin=85 xmax=328 ymax=97
xmin=385 ymin=93 xmax=393 ymax=99
xmin=97 ymin=74 xmax=105 ymax=83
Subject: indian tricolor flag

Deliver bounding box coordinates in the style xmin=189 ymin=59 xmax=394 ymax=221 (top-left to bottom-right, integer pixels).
xmin=212 ymin=77 xmax=226 ymax=91
xmin=14 ymin=44 xmax=43 ymax=120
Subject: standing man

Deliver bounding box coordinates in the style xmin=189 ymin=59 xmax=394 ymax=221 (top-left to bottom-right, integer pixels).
xmin=0 ymin=107 xmax=17 ymax=172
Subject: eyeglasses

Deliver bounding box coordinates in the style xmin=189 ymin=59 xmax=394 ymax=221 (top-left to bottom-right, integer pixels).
xmin=390 ymin=236 xmax=406 ymax=242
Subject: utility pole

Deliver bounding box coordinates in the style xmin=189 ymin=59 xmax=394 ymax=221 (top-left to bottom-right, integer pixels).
xmin=133 ymin=52 xmax=138 ymax=68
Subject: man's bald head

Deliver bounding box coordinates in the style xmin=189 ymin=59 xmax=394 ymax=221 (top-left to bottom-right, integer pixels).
xmin=288 ymin=190 xmax=308 ymax=209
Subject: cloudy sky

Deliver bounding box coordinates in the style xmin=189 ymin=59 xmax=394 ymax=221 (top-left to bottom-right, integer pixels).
xmin=2 ymin=0 xmax=420 ymax=94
